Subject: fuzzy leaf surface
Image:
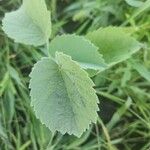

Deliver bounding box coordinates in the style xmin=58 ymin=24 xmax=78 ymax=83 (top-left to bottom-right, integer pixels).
xmin=29 ymin=52 xmax=99 ymax=137
xmin=86 ymin=27 xmax=142 ymax=66
xmin=49 ymin=34 xmax=106 ymax=70
xmin=2 ymin=0 xmax=51 ymax=46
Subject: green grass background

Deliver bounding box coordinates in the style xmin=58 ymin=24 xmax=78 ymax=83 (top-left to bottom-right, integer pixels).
xmin=0 ymin=0 xmax=150 ymax=149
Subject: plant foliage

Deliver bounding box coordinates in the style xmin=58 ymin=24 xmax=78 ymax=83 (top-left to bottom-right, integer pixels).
xmin=86 ymin=27 xmax=142 ymax=66
xmin=2 ymin=0 xmax=51 ymax=46
xmin=29 ymin=52 xmax=99 ymax=137
xmin=2 ymin=0 xmax=142 ymax=137
xmin=49 ymin=34 xmax=106 ymax=70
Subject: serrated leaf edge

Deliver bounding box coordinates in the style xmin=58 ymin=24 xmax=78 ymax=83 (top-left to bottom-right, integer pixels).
xmin=29 ymin=53 xmax=99 ymax=137
xmin=49 ymin=34 xmax=107 ymax=69
xmin=86 ymin=26 xmax=142 ymax=68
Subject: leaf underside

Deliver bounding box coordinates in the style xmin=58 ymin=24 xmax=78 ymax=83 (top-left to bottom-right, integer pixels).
xmin=2 ymin=0 xmax=51 ymax=46
xmin=29 ymin=52 xmax=99 ymax=137
xmin=86 ymin=27 xmax=142 ymax=66
xmin=49 ymin=34 xmax=107 ymax=70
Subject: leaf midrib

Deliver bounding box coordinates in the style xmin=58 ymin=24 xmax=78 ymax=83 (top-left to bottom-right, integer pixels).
xmin=58 ymin=67 xmax=80 ymax=135
xmin=22 ymin=6 xmax=47 ymax=41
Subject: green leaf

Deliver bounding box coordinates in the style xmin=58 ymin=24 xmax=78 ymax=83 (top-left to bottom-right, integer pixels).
xmin=86 ymin=69 xmax=99 ymax=77
xmin=107 ymin=97 xmax=132 ymax=130
xmin=130 ymin=60 xmax=150 ymax=82
xmin=8 ymin=65 xmax=24 ymax=87
xmin=0 ymin=119 xmax=8 ymax=141
xmin=122 ymin=0 xmax=150 ymax=26
xmin=86 ymin=27 xmax=142 ymax=66
xmin=49 ymin=34 xmax=106 ymax=70
xmin=2 ymin=0 xmax=51 ymax=46
xmin=125 ymin=0 xmax=144 ymax=7
xmin=29 ymin=52 xmax=99 ymax=137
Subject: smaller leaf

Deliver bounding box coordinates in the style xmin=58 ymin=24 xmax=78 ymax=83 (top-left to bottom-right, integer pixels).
xmin=130 ymin=60 xmax=150 ymax=82
xmin=8 ymin=65 xmax=24 ymax=87
xmin=0 ymin=119 xmax=8 ymax=140
xmin=86 ymin=69 xmax=99 ymax=77
xmin=107 ymin=97 xmax=132 ymax=130
xmin=49 ymin=34 xmax=107 ymax=70
xmin=2 ymin=0 xmax=51 ymax=46
xmin=86 ymin=27 xmax=142 ymax=67
xmin=73 ymin=10 xmax=89 ymax=21
xmin=125 ymin=0 xmax=144 ymax=7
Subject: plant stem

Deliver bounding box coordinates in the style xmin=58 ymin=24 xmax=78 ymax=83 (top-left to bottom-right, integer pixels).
xmin=46 ymin=40 xmax=50 ymax=57
xmin=46 ymin=132 xmax=55 ymax=150
xmin=98 ymin=118 xmax=116 ymax=150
